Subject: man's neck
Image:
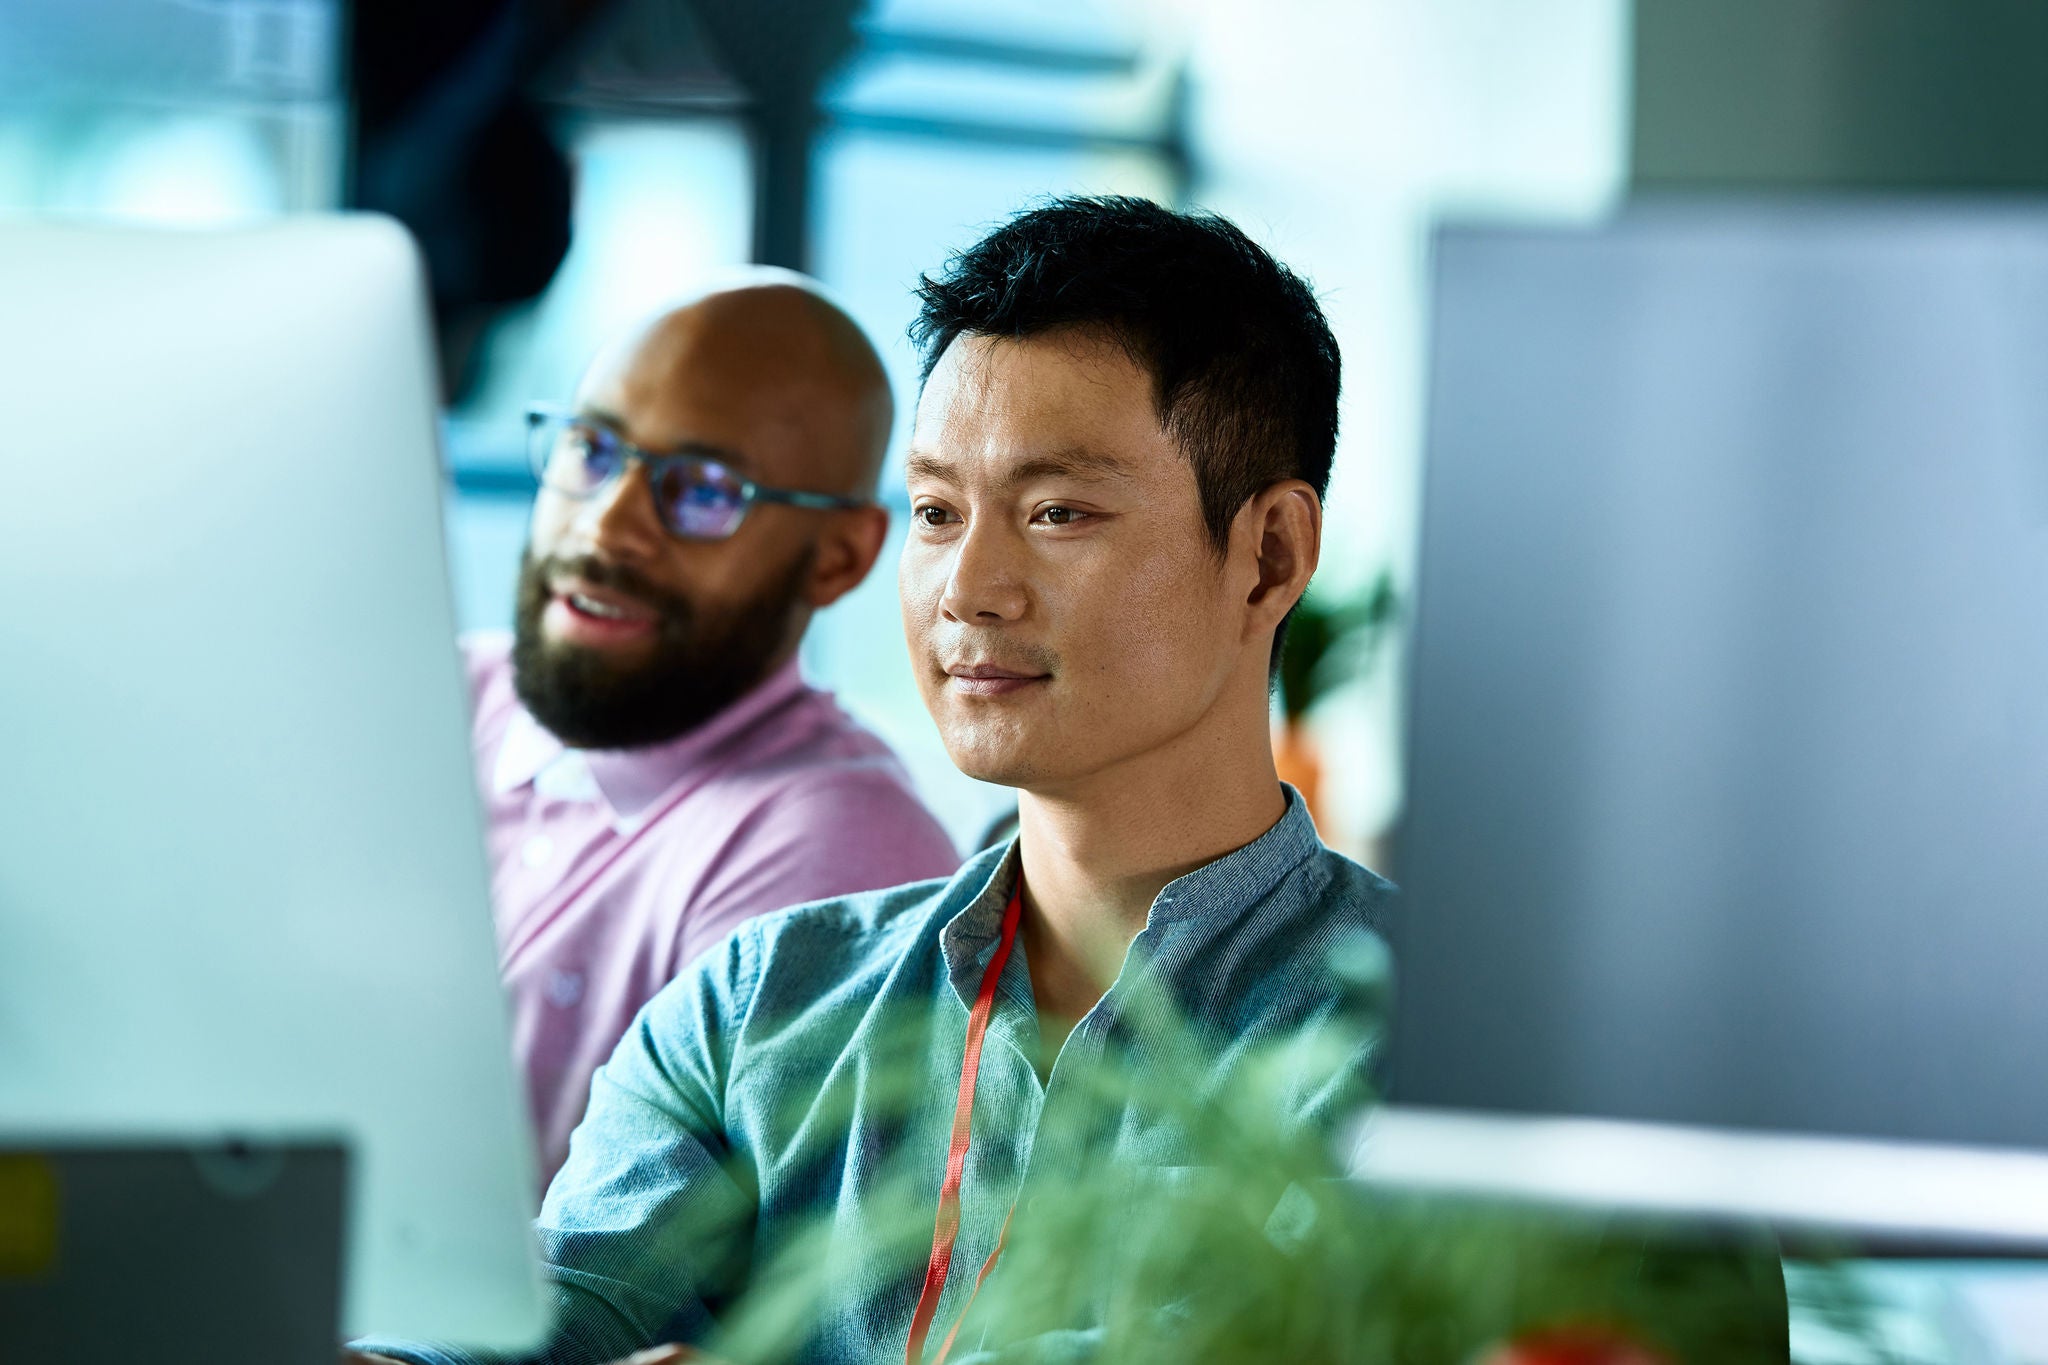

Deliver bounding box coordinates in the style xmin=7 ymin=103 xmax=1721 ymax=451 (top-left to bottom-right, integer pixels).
xmin=1013 ymin=708 xmax=1287 ymax=1056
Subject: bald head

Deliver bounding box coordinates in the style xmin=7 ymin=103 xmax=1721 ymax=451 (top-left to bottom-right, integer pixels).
xmin=577 ymin=275 xmax=893 ymax=498
xmin=515 ymin=274 xmax=898 ymax=751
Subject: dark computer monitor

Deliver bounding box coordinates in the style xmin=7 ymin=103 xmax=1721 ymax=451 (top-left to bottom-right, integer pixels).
xmin=1365 ymin=202 xmax=2048 ymax=1250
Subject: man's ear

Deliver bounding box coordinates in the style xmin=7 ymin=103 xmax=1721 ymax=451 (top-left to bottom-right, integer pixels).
xmin=1239 ymin=479 xmax=1322 ymax=638
xmin=806 ymin=504 xmax=891 ymax=608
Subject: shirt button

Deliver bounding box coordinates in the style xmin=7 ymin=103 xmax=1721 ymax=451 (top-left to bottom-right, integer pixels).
xmin=521 ymin=835 xmax=555 ymax=868
xmin=545 ymin=969 xmax=584 ymax=1007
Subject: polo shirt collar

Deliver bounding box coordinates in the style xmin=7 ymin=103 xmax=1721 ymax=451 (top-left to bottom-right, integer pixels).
xmin=492 ymin=655 xmax=811 ymax=825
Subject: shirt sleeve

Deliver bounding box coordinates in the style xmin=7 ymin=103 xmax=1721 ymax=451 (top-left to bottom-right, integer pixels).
xmin=674 ymin=773 xmax=961 ymax=970
xmin=351 ymin=928 xmax=763 ymax=1365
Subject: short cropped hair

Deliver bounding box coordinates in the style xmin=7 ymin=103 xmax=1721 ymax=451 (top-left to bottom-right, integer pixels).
xmin=909 ymin=195 xmax=1340 ymax=553
xmin=909 ymin=196 xmax=1340 ymax=673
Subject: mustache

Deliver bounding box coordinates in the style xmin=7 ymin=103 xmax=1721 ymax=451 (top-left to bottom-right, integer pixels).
xmin=936 ymin=635 xmax=1060 ymax=676
xmin=534 ymin=553 xmax=689 ymax=619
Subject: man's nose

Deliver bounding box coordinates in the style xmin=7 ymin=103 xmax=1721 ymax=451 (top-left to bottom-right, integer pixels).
xmin=579 ymin=463 xmax=666 ymax=566
xmin=939 ymin=518 xmax=1029 ymax=623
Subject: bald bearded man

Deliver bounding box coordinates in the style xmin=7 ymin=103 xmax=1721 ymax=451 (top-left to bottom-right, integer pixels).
xmin=469 ymin=275 xmax=959 ymax=1186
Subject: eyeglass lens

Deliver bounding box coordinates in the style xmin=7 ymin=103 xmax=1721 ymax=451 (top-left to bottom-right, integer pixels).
xmin=653 ymin=462 xmax=748 ymax=539
xmin=537 ymin=419 xmax=750 ymax=540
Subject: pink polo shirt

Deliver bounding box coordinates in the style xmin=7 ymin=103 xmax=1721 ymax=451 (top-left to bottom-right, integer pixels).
xmin=462 ymin=634 xmax=961 ymax=1188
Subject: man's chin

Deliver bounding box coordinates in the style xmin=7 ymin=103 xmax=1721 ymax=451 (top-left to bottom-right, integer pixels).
xmin=512 ymin=637 xmax=680 ymax=749
xmin=940 ymin=736 xmax=1046 ymax=790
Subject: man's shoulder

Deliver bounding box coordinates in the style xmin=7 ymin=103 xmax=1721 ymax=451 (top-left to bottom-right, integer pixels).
xmin=757 ymin=685 xmax=926 ymax=791
xmin=744 ymin=859 xmax=974 ymax=966
xmin=630 ymin=868 xmax=943 ymax=1042
xmin=1305 ymin=845 xmax=1397 ymax=931
xmin=1172 ymin=837 xmax=1394 ymax=1036
xmin=701 ymin=691 xmax=958 ymax=880
xmin=742 ymin=744 xmax=942 ymax=824
xmin=735 ymin=755 xmax=957 ymax=863
xmin=714 ymin=845 xmax=999 ymax=1008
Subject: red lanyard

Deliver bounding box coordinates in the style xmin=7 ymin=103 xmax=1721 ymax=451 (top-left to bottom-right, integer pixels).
xmin=904 ymin=883 xmax=1024 ymax=1365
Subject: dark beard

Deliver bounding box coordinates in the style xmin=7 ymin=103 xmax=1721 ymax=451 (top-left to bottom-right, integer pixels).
xmin=509 ymin=545 xmax=812 ymax=750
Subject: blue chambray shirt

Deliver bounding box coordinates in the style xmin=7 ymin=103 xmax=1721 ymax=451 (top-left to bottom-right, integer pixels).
xmin=358 ymin=788 xmax=1394 ymax=1365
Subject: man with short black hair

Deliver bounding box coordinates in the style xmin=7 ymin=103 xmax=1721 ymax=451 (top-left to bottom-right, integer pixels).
xmin=354 ymin=196 xmax=1393 ymax=1365
xmin=908 ymin=191 xmax=1342 ymax=674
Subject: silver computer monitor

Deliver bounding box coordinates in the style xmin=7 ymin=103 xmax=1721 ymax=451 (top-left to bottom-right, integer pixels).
xmin=1364 ymin=203 xmax=2048 ymax=1250
xmin=0 ymin=217 xmax=547 ymax=1344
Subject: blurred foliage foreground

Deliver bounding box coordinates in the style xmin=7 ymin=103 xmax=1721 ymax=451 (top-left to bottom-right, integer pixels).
xmin=699 ymin=958 xmax=1882 ymax=1365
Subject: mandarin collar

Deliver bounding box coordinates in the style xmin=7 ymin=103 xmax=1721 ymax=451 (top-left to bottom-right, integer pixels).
xmin=935 ymin=785 xmax=1321 ymax=1000
xmin=1142 ymin=785 xmax=1321 ymax=924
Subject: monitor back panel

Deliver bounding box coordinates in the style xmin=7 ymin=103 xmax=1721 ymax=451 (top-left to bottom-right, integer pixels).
xmin=1396 ymin=204 xmax=2048 ymax=1150
xmin=0 ymin=218 xmax=544 ymax=1346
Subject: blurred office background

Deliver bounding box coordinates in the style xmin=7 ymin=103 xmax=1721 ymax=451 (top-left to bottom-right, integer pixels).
xmin=0 ymin=0 xmax=1623 ymax=856
xmin=11 ymin=2 xmax=2048 ymax=1359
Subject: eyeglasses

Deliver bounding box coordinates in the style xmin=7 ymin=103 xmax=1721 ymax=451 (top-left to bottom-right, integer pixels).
xmin=523 ymin=404 xmax=868 ymax=542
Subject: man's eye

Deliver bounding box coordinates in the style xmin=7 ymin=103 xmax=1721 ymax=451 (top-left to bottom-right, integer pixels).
xmin=1037 ymin=505 xmax=1082 ymax=526
xmin=914 ymin=505 xmax=953 ymax=527
xmin=569 ymin=427 xmax=620 ymax=471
